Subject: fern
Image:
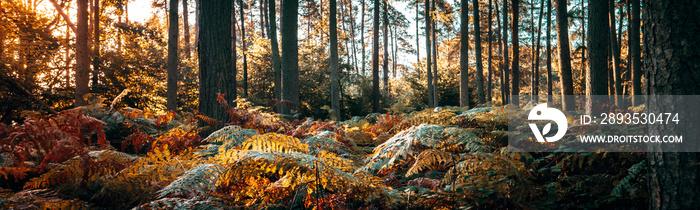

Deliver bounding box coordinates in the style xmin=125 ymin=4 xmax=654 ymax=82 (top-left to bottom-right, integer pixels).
xmin=203 ymin=125 xmax=258 ymax=152
xmin=24 ymin=150 xmax=135 ymax=190
xmin=301 ymin=131 xmax=351 ymax=155
xmin=157 ymin=164 xmax=225 ymax=199
xmin=239 ymin=133 xmax=309 ymax=155
xmin=134 ymin=197 xmax=229 ymax=210
xmin=611 ymin=160 xmax=646 ymax=197
xmin=406 ymin=149 xmax=456 ymax=176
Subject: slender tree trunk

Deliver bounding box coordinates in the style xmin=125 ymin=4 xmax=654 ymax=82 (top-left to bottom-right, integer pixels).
xmin=382 ymin=0 xmax=389 ymax=93
xmin=644 ymin=1 xmax=700 ymax=208
xmin=487 ymin=0 xmax=493 ymax=102
xmin=371 ymin=0 xmax=380 ymax=112
xmin=199 ymin=0 xmax=234 ymax=122
xmin=361 ymin=0 xmax=366 ymax=76
xmin=268 ymin=0 xmax=281 ymax=112
xmin=183 ymin=0 xmax=191 ymax=59
xmin=281 ymin=0 xmax=299 ymax=114
xmin=608 ymin=0 xmax=622 ymax=106
xmin=259 ymin=0 xmax=265 ymax=38
xmin=586 ymin=0 xmax=609 ymax=115
xmin=348 ymin=0 xmax=358 ymax=73
xmin=546 ymin=0 xmax=552 ymax=103
xmin=629 ymin=0 xmax=640 ymax=105
xmin=432 ymin=0 xmax=437 ymax=107
xmin=392 ymin=23 xmax=397 ymax=77
xmin=330 ymin=0 xmax=340 ymax=120
xmin=510 ymin=0 xmax=520 ymax=106
xmin=502 ymin=0 xmax=509 ymax=105
xmin=425 ymin=0 xmax=433 ymax=108
xmin=91 ymin=0 xmax=100 ymax=89
xmin=167 ymin=0 xmax=179 ymax=111
xmin=416 ymin=4 xmax=419 ymax=64
xmin=460 ymin=0 xmax=469 ymax=107
xmin=580 ymin=0 xmax=586 ymax=98
xmin=474 ymin=0 xmax=484 ymax=104
xmin=556 ymin=0 xmax=574 ymax=110
xmin=533 ymin=0 xmax=543 ymax=102
xmin=240 ymin=0 xmax=249 ymax=98
xmin=75 ymin=0 xmax=89 ymax=106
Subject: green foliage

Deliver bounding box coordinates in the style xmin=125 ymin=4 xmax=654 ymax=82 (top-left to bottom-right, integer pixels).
xmin=157 ymin=164 xmax=225 ymax=199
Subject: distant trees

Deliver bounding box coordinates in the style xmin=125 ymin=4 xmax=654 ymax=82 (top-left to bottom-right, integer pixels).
xmin=198 ymin=0 xmax=235 ymax=122
xmin=167 ymin=0 xmax=179 ymax=111
xmin=75 ymin=0 xmax=89 ymax=106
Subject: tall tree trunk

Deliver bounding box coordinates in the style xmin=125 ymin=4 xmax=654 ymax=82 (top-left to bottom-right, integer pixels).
xmin=167 ymin=0 xmax=179 ymax=111
xmin=348 ymin=0 xmax=358 ymax=73
xmin=91 ymin=0 xmax=100 ymax=89
xmin=510 ymin=0 xmax=520 ymax=106
xmin=199 ymin=0 xmax=234 ymax=122
xmin=361 ymin=0 xmax=366 ymax=76
xmin=474 ymin=0 xmax=484 ymax=104
xmin=546 ymin=0 xmax=552 ymax=103
xmin=460 ymin=0 xmax=469 ymax=107
xmin=330 ymin=0 xmax=340 ymax=120
xmin=268 ymin=0 xmax=281 ymax=112
xmin=644 ymin=1 xmax=700 ymax=209
xmin=533 ymin=0 xmax=543 ymax=102
xmin=487 ymin=0 xmax=493 ymax=102
xmin=371 ymin=0 xmax=380 ymax=112
xmin=556 ymin=0 xmax=573 ymax=110
xmin=416 ymin=4 xmax=419 ymax=64
xmin=240 ymin=0 xmax=249 ymax=98
xmin=259 ymin=0 xmax=265 ymax=38
xmin=183 ymin=0 xmax=191 ymax=59
xmin=608 ymin=0 xmax=622 ymax=106
xmin=75 ymin=0 xmax=89 ymax=106
xmin=502 ymin=0 xmax=509 ymax=105
xmin=382 ymin=0 xmax=389 ymax=93
xmin=281 ymin=0 xmax=299 ymax=114
xmin=425 ymin=0 xmax=434 ymax=108
xmin=580 ymin=0 xmax=586 ymax=99
xmin=586 ymin=0 xmax=609 ymax=114
xmin=392 ymin=23 xmax=397 ymax=77
xmin=432 ymin=0 xmax=437 ymax=107
xmin=629 ymin=0 xmax=640 ymax=105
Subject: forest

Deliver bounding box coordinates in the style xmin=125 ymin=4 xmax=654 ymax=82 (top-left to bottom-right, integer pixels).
xmin=0 ymin=0 xmax=698 ymax=209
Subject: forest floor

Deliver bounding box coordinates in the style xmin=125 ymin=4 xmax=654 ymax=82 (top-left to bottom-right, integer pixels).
xmin=0 ymin=100 xmax=648 ymax=209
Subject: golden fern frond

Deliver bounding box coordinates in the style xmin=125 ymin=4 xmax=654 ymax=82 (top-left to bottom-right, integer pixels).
xmin=24 ymin=150 xmax=136 ymax=190
xmin=406 ymin=149 xmax=456 ymax=176
xmin=240 ymin=133 xmax=309 ymax=154
xmin=204 ymin=125 xmax=259 ymax=145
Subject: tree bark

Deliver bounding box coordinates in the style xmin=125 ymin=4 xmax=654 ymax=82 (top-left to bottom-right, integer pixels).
xmin=48 ymin=0 xmax=76 ymax=33
xmin=510 ymin=0 xmax=520 ymax=106
xmin=330 ymin=0 xmax=340 ymax=120
xmin=629 ymin=0 xmax=641 ymax=105
xmin=259 ymin=0 xmax=265 ymax=38
xmin=459 ymin=0 xmax=469 ymax=107
xmin=608 ymin=0 xmax=622 ymax=106
xmin=75 ymin=0 xmax=89 ymax=106
xmin=555 ymin=0 xmax=573 ymax=110
xmin=487 ymin=0 xmax=492 ymax=102
xmin=502 ymin=0 xmax=509 ymax=105
xmin=361 ymin=0 xmax=366 ymax=76
xmin=382 ymin=0 xmax=389 ymax=94
xmin=198 ymin=0 xmax=234 ymax=122
xmin=281 ymin=0 xmax=299 ymax=114
xmin=183 ymin=0 xmax=191 ymax=59
xmin=586 ymin=0 xmax=609 ymax=115
xmin=643 ymin=1 xmax=700 ymax=209
xmin=546 ymin=0 xmax=552 ymax=103
xmin=533 ymin=0 xmax=543 ymax=102
xmin=239 ymin=0 xmax=249 ymax=98
xmin=268 ymin=0 xmax=281 ymax=112
xmin=91 ymin=0 xmax=100 ymax=89
xmin=431 ymin=0 xmax=438 ymax=107
xmin=167 ymin=0 xmax=179 ymax=111
xmin=474 ymin=0 xmax=484 ymax=104
xmin=425 ymin=0 xmax=433 ymax=108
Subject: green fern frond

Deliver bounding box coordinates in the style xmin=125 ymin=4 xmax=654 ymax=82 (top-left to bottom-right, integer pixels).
xmin=204 ymin=125 xmax=259 ymax=153
xmin=157 ymin=164 xmax=225 ymax=199
xmin=302 ymin=131 xmax=351 ymax=155
xmin=611 ymin=160 xmax=646 ymax=197
xmin=135 ymin=197 xmax=228 ymax=210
